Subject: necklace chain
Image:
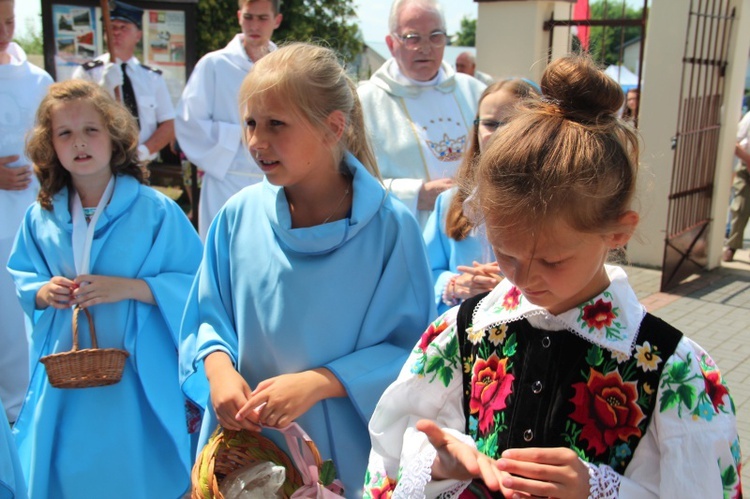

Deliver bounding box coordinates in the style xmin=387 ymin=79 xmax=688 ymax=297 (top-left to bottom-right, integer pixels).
xmin=322 ymin=182 xmax=351 ymax=224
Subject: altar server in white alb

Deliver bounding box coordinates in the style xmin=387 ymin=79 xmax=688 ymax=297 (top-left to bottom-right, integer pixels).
xmin=0 ymin=0 xmax=53 ymax=425
xmin=73 ymin=1 xmax=175 ymax=164
xmin=175 ymin=0 xmax=282 ymax=240
xmin=357 ymin=0 xmax=486 ymax=228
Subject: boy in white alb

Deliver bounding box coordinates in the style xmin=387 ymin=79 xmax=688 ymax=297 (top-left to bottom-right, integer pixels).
xmin=175 ymin=0 xmax=282 ymax=240
xmin=0 ymin=0 xmax=53 ymax=423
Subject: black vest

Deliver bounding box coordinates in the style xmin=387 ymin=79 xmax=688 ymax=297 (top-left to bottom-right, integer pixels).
xmin=455 ymin=294 xmax=683 ymax=497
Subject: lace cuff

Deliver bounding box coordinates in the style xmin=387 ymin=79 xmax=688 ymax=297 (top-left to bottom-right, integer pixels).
xmin=393 ymin=435 xmax=473 ymax=499
xmin=393 ymin=445 xmax=436 ymax=499
xmin=436 ymin=480 xmax=472 ymax=499
xmin=584 ymin=460 xmax=621 ymax=499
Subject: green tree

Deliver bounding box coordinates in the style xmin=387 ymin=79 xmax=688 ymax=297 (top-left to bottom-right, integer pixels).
xmin=196 ymin=0 xmax=238 ymax=55
xmin=196 ymin=0 xmax=362 ymax=63
xmin=14 ymin=19 xmax=43 ymax=55
xmin=276 ymin=0 xmax=362 ymax=63
xmin=454 ymin=16 xmax=475 ymax=47
xmin=582 ymin=0 xmax=643 ymax=67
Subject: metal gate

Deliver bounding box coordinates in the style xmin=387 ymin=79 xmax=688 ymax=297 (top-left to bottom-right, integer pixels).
xmin=661 ymin=0 xmax=735 ymax=291
xmin=543 ymin=1 xmax=648 ymax=93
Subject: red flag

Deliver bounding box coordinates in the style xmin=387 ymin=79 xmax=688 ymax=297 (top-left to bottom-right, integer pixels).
xmin=574 ymin=0 xmax=590 ymax=52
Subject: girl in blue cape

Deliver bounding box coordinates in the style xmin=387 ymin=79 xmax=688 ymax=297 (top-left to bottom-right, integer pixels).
xmin=179 ymin=42 xmax=435 ymax=495
xmin=7 ymin=80 xmax=202 ymax=498
xmin=423 ymin=79 xmax=540 ymax=315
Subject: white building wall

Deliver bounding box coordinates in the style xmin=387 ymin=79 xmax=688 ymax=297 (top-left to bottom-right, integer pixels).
xmin=476 ymin=1 xmax=573 ymax=82
xmin=476 ymin=0 xmax=750 ymax=275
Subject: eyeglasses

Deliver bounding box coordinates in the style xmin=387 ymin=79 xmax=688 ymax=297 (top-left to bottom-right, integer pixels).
xmin=392 ymin=30 xmax=447 ymax=49
xmin=473 ymin=119 xmax=506 ymax=132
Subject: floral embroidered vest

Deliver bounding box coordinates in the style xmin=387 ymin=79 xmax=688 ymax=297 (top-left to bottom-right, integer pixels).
xmin=455 ymin=293 xmax=683 ymax=479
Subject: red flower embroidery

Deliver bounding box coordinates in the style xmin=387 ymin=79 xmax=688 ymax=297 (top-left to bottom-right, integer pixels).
xmin=581 ymin=299 xmax=616 ymax=329
xmin=470 ymin=354 xmax=515 ymax=434
xmin=418 ymin=320 xmax=448 ymax=352
xmin=502 ymin=287 xmax=522 ymax=310
xmin=703 ymin=369 xmax=729 ymax=412
xmin=368 ymin=475 xmax=397 ymax=499
xmin=570 ymin=369 xmax=645 ymax=455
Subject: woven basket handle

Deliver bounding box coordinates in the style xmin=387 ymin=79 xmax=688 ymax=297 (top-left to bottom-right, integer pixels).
xmin=71 ymin=306 xmax=97 ymax=351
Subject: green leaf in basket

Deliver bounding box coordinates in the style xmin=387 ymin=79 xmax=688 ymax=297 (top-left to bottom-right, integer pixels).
xmin=319 ymin=459 xmax=337 ymax=486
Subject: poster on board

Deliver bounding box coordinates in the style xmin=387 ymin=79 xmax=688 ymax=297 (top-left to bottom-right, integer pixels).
xmin=143 ymin=9 xmax=186 ymax=104
xmin=52 ymin=4 xmax=101 ymax=82
xmin=50 ymin=3 xmax=187 ymax=106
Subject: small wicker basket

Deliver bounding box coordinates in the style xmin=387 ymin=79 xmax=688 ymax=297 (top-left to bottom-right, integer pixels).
xmin=40 ymin=306 xmax=129 ymax=389
xmin=191 ymin=425 xmax=326 ymax=499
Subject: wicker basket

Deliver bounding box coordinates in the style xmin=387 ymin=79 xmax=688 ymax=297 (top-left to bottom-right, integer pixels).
xmin=40 ymin=306 xmax=129 ymax=389
xmin=191 ymin=425 xmax=327 ymax=499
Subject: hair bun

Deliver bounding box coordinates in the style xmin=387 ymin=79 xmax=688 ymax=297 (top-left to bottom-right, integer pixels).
xmin=539 ymin=56 xmax=624 ymax=121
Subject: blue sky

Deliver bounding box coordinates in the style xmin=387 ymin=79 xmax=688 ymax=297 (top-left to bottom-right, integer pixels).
xmin=14 ymin=1 xmax=479 ymax=42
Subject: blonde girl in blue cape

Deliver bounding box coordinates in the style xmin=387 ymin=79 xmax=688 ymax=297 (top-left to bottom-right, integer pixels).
xmin=179 ymin=42 xmax=435 ymax=495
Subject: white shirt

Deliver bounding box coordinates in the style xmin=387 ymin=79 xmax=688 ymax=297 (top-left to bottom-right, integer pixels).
xmin=0 ymin=42 xmax=53 ymax=422
xmin=175 ymin=34 xmax=275 ymax=240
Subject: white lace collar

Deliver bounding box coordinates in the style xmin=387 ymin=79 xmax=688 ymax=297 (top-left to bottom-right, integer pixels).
xmin=470 ymin=265 xmax=646 ymax=357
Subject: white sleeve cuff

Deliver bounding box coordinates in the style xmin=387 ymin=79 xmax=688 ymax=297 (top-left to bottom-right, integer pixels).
xmin=138 ymin=144 xmax=157 ymax=162
xmin=584 ymin=460 xmax=621 ymax=498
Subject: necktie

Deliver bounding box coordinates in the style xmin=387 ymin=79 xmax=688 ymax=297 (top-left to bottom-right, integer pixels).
xmin=121 ymin=63 xmax=140 ymax=127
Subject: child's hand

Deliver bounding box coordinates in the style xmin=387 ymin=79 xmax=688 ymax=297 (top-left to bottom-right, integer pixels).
xmin=471 ymin=261 xmax=503 ymax=282
xmin=497 ymin=447 xmax=591 ymax=499
xmin=418 ymin=178 xmax=454 ymax=211
xmin=73 ymin=275 xmax=155 ymax=307
xmin=36 ymin=276 xmax=77 ymax=309
xmin=454 ymin=261 xmax=503 ymax=300
xmin=237 ymin=369 xmax=345 ymax=428
xmin=204 ymin=352 xmax=260 ymax=432
xmin=0 ymin=157 xmax=31 ymax=191
xmin=417 ymin=419 xmax=514 ymax=494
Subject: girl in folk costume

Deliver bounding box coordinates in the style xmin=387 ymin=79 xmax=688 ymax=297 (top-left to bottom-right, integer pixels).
xmin=364 ymin=56 xmax=742 ymax=498
xmin=424 ymin=78 xmax=540 ymax=315
xmin=179 ymin=42 xmax=435 ymax=495
xmin=8 ymin=80 xmax=202 ymax=498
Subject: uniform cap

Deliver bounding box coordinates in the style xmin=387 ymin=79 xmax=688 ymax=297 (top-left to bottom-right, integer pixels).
xmin=109 ymin=1 xmax=143 ymax=30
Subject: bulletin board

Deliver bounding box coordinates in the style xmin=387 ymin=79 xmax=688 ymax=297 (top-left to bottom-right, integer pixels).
xmin=41 ymin=0 xmax=198 ymax=106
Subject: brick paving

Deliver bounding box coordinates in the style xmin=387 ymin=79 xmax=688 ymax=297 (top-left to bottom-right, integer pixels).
xmin=624 ymin=256 xmax=750 ymax=486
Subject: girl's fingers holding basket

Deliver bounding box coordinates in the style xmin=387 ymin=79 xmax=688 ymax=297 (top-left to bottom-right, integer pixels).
xmin=234 ymin=400 xmax=264 ymax=431
xmin=275 ymin=414 xmax=292 ymax=428
xmin=260 ymin=410 xmax=288 ymax=428
xmin=235 ymin=399 xmax=263 ymax=420
xmin=216 ymin=406 xmax=242 ymax=430
xmin=219 ymin=407 xmax=260 ymax=431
